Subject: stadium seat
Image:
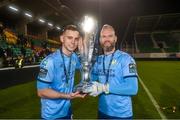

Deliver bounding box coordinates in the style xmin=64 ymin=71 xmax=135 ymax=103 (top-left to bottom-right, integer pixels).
xmin=136 ymin=34 xmax=161 ymax=53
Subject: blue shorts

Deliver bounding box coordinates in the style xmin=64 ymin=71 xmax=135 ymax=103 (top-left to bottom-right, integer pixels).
xmin=98 ymin=110 xmax=132 ymax=120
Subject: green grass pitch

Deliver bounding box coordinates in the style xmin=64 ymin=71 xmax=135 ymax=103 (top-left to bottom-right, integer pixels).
xmin=0 ymin=61 xmax=180 ymax=119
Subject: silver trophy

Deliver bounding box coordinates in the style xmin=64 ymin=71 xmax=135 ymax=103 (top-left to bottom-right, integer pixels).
xmin=74 ymin=16 xmax=98 ymax=93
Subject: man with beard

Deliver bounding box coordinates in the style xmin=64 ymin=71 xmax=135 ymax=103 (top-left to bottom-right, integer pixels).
xmin=83 ymin=24 xmax=138 ymax=119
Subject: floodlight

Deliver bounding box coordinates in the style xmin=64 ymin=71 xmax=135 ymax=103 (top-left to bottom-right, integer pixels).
xmin=56 ymin=26 xmax=61 ymax=30
xmin=9 ymin=6 xmax=18 ymax=12
xmin=48 ymin=23 xmax=53 ymax=27
xmin=82 ymin=16 xmax=95 ymax=33
xmin=24 ymin=12 xmax=32 ymax=18
xmin=39 ymin=19 xmax=45 ymax=23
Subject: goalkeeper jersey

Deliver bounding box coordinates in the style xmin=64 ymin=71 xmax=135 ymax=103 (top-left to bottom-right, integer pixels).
xmin=91 ymin=50 xmax=138 ymax=118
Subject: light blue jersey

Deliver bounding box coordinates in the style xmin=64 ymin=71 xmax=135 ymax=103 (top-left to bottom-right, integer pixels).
xmin=91 ymin=50 xmax=138 ymax=118
xmin=37 ymin=49 xmax=80 ymax=119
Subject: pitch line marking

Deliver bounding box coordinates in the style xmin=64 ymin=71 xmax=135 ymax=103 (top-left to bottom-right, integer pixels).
xmin=138 ymin=75 xmax=167 ymax=119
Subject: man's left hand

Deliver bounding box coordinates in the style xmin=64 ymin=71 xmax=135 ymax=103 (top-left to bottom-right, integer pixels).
xmin=82 ymin=81 xmax=109 ymax=97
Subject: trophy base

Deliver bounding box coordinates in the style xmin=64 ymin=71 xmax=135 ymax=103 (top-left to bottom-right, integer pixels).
xmin=73 ymin=82 xmax=90 ymax=93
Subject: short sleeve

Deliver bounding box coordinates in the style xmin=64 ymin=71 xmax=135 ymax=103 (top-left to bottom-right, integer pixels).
xmin=37 ymin=57 xmax=54 ymax=83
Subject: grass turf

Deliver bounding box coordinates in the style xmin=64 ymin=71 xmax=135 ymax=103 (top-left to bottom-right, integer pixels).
xmin=136 ymin=61 xmax=180 ymax=119
xmin=0 ymin=61 xmax=179 ymax=119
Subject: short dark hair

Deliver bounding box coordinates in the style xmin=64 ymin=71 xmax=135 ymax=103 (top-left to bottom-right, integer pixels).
xmin=60 ymin=25 xmax=80 ymax=35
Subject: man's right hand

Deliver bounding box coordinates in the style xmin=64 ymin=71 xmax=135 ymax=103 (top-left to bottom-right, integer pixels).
xmin=68 ymin=91 xmax=86 ymax=99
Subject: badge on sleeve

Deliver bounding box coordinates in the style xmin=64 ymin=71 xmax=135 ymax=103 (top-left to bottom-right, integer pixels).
xmin=42 ymin=59 xmax=48 ymax=67
xmin=129 ymin=63 xmax=136 ymax=73
xmin=38 ymin=68 xmax=48 ymax=78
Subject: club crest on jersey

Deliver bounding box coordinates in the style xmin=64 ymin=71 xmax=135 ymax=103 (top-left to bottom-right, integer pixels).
xmin=129 ymin=63 xmax=136 ymax=73
xmin=111 ymin=59 xmax=117 ymax=65
xmin=72 ymin=60 xmax=76 ymax=66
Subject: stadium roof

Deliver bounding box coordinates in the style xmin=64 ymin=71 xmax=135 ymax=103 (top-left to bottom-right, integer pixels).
xmin=1 ymin=0 xmax=180 ymax=36
xmin=0 ymin=0 xmax=79 ymax=27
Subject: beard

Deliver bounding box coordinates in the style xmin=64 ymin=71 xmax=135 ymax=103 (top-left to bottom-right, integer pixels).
xmin=101 ymin=41 xmax=116 ymax=53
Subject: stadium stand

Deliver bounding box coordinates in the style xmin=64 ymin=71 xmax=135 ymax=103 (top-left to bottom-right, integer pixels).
xmin=0 ymin=25 xmax=60 ymax=68
xmin=135 ymin=34 xmax=161 ymax=53
xmin=152 ymin=33 xmax=179 ymax=52
xmin=122 ymin=13 xmax=180 ymax=56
